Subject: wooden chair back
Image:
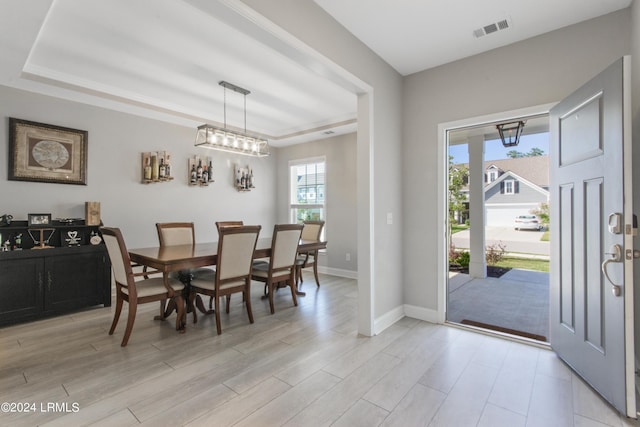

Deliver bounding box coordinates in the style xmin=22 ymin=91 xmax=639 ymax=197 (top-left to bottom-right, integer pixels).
xmin=156 ymin=222 xmax=196 ymax=246
xmin=101 ymin=227 xmax=135 ymax=290
xmin=270 ymin=224 xmax=304 ymax=271
xmin=216 ymin=225 xmax=261 ymax=282
xmin=301 ymin=220 xmax=324 ymax=242
xmin=215 ymin=221 xmax=244 ymax=233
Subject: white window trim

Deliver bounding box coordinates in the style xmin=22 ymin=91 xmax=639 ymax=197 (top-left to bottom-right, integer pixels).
xmin=288 ymin=156 xmax=326 ymax=224
xmin=504 ymin=179 xmax=515 ymax=195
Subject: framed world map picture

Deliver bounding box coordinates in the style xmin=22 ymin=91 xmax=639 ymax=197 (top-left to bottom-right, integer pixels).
xmin=8 ymin=118 xmax=88 ymax=185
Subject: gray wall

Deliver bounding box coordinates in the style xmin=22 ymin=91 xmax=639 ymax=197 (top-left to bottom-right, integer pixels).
xmin=403 ymin=10 xmax=632 ymax=314
xmin=0 ymin=85 xmax=278 ymax=248
xmin=276 ymin=133 xmax=357 ymax=276
xmin=240 ymin=0 xmax=405 ymax=333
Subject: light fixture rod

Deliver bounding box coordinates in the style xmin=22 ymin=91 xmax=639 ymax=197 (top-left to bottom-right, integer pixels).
xmin=219 ymin=80 xmax=250 ymax=96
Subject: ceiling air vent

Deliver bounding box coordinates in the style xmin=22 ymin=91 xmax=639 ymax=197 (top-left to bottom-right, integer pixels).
xmin=323 ymin=130 xmax=335 ymax=135
xmin=474 ymin=18 xmax=511 ymax=38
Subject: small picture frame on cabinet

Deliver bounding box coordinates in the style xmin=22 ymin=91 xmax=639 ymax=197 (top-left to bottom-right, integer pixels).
xmin=28 ymin=213 xmax=52 ymax=227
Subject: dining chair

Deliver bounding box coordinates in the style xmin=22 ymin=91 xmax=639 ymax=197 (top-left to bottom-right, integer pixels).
xmin=213 ymin=221 xmax=246 ymax=309
xmin=295 ymin=220 xmax=325 ymax=288
xmin=188 ymin=225 xmax=261 ymax=334
xmin=251 ymin=224 xmax=304 ymax=314
xmin=101 ymin=227 xmax=185 ymax=346
xmin=156 ymin=222 xmax=216 ymax=280
xmin=156 ymin=222 xmax=216 ymax=313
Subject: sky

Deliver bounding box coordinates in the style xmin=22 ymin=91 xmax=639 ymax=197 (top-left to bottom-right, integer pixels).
xmin=449 ymin=132 xmax=549 ymax=164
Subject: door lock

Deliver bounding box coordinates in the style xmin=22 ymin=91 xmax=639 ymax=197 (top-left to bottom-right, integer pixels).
xmin=625 ymin=249 xmax=640 ymax=260
xmin=602 ymin=244 xmax=622 ymax=297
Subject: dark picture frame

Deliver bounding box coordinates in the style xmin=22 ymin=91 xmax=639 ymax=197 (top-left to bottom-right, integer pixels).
xmin=28 ymin=213 xmax=52 ymax=227
xmin=9 ymin=118 xmax=88 ymax=185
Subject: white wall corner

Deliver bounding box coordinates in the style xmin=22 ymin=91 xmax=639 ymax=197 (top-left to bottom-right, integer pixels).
xmin=404 ymin=304 xmax=442 ymax=324
xmin=374 ymin=305 xmax=405 ymax=335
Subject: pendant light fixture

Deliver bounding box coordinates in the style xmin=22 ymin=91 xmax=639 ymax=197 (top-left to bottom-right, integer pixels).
xmin=195 ymin=81 xmax=270 ymax=157
xmin=496 ymin=120 xmax=525 ymax=147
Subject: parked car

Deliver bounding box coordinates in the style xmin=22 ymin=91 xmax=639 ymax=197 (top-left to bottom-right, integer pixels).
xmin=514 ymin=215 xmax=543 ymax=231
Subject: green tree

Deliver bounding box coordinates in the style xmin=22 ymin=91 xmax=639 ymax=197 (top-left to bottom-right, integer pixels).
xmin=506 ymin=150 xmax=524 ymax=158
xmin=506 ymin=147 xmax=545 ymax=158
xmin=448 ymin=155 xmax=468 ymax=227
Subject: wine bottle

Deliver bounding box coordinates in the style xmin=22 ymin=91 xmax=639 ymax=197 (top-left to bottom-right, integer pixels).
xmin=208 ymin=160 xmax=214 ymax=182
xmin=144 ymin=157 xmax=152 ymax=181
xmin=202 ymin=165 xmax=208 ymax=183
xmin=196 ymin=160 xmax=203 ymax=180
xmin=190 ymin=164 xmax=197 ymax=184
xmin=159 ymin=158 xmax=166 ymax=179
xmin=151 ymin=154 xmax=159 ymax=180
xmin=165 ymin=154 xmax=171 ymax=178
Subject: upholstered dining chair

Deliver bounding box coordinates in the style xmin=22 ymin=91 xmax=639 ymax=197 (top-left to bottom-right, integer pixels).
xmin=156 ymin=222 xmax=217 ymax=311
xmin=188 ymin=225 xmax=261 ymax=334
xmin=156 ymin=222 xmax=216 ymax=280
xmin=101 ymin=227 xmax=185 ymax=346
xmin=295 ymin=220 xmax=325 ymax=288
xmin=251 ymin=224 xmax=304 ymax=314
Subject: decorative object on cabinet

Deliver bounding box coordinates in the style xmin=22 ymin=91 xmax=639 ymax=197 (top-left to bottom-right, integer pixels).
xmin=0 ymin=219 xmax=104 ymax=250
xmin=194 ymin=81 xmax=270 ymax=157
xmin=0 ymin=214 xmax=13 ymax=227
xmin=85 ymin=201 xmax=101 ymax=226
xmin=141 ymin=151 xmax=173 ymax=183
xmin=189 ymin=155 xmax=214 ymax=186
xmin=234 ymin=164 xmax=255 ymax=191
xmin=28 ymin=213 xmax=51 ymax=227
xmin=28 ymin=228 xmax=55 ymax=250
xmin=9 ymin=118 xmax=88 ymax=185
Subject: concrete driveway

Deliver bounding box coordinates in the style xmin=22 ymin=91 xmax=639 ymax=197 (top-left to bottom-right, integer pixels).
xmin=451 ymin=226 xmax=549 ymax=256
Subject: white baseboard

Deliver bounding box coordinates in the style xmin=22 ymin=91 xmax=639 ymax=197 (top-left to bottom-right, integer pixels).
xmin=372 ymin=304 xmax=442 ymax=335
xmin=374 ymin=305 xmax=405 ymax=335
xmin=317 ymin=266 xmax=358 ymax=280
xmin=403 ymin=304 xmax=442 ymax=324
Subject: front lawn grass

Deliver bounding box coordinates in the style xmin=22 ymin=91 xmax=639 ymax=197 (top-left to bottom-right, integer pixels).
xmin=451 ymin=224 xmax=469 ymax=234
xmin=492 ymin=256 xmax=549 ymax=272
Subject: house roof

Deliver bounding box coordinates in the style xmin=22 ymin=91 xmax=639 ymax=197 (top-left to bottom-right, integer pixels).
xmin=459 ymin=155 xmax=549 ymax=187
xmin=484 ymin=170 xmax=550 ymax=197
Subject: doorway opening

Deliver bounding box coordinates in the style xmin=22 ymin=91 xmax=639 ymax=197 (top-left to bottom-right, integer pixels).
xmin=446 ymin=114 xmax=551 ymax=343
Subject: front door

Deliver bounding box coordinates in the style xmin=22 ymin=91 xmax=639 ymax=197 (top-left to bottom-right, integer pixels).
xmin=549 ymin=57 xmax=634 ymax=416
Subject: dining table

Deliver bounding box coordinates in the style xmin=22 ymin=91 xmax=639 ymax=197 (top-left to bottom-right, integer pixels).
xmin=128 ymin=237 xmax=327 ymax=331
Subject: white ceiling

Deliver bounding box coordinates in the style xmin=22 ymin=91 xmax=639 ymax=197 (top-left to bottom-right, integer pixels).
xmin=0 ymin=0 xmax=632 ymax=146
xmin=314 ymin=0 xmax=632 ymax=76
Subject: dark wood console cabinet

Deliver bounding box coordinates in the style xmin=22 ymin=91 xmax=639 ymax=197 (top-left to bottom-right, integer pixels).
xmin=0 ymin=221 xmax=111 ymax=327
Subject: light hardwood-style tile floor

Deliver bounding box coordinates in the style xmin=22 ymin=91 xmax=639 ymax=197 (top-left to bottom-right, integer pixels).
xmin=1 ymin=273 xmax=639 ymax=426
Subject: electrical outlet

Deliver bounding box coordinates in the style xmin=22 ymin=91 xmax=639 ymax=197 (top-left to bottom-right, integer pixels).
xmin=346 ymin=253 xmax=351 ymax=261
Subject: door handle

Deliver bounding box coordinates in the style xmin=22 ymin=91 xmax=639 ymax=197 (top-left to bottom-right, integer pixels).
xmin=602 ymin=244 xmax=622 ymax=296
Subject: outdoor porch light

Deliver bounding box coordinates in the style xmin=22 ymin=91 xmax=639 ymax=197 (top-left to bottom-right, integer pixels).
xmin=496 ymin=120 xmax=525 ymax=148
xmin=195 ymin=81 xmax=270 ymax=157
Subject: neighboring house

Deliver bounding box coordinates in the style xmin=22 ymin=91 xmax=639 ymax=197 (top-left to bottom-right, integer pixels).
xmin=454 ymin=155 xmax=549 ymax=226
